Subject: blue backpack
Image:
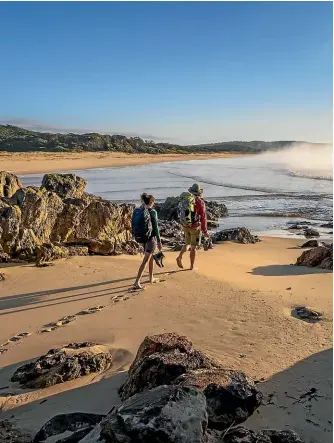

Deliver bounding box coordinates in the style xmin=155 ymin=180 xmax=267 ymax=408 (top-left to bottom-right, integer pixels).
xmin=132 ymin=206 xmax=153 ymax=244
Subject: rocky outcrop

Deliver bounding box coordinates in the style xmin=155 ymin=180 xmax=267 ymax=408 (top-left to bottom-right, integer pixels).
xmin=175 ymin=368 xmax=262 ymax=430
xmin=0 ymin=172 xmax=140 ymax=262
xmin=81 ymin=385 xmax=208 ymax=443
xmin=296 ymin=244 xmax=333 ymax=270
xmin=0 ymin=420 xmax=32 ymax=443
xmin=27 ymin=333 xmax=303 ymax=443
xmin=33 ymin=413 xmax=105 ymax=443
xmin=119 ymin=332 xmax=262 ymax=431
xmin=42 ymin=173 xmax=87 ymax=199
xmin=119 ymin=333 xmax=220 ymax=401
xmin=292 ymin=306 xmax=323 ymax=323
xmin=303 ymin=228 xmax=320 ymax=238
xmin=299 ymin=240 xmax=328 ymax=248
xmin=0 ymin=171 xmax=22 ymax=198
xmin=11 ymin=342 xmax=113 ymax=388
xmin=212 ymin=227 xmax=260 ymax=244
xmin=156 ymin=197 xmax=228 ymax=223
xmin=208 ymin=426 xmax=303 ymax=442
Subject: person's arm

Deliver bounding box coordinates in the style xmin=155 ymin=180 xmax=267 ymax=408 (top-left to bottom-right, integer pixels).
xmin=196 ymin=198 xmax=208 ymax=234
xmin=150 ymin=209 xmax=161 ymax=243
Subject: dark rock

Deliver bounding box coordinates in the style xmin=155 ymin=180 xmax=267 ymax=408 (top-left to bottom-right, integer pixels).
xmin=11 ymin=343 xmax=113 ymax=388
xmin=55 ymin=427 xmax=95 ymax=442
xmin=262 ymin=429 xmax=304 ymax=442
xmin=212 ymin=227 xmax=260 ymax=244
xmin=292 ymin=306 xmax=323 ymax=323
xmin=303 ymin=228 xmax=320 ymax=238
xmin=42 ymin=173 xmax=87 ymax=199
xmin=119 ymin=348 xmax=218 ymax=401
xmin=0 ymin=419 xmax=32 ymax=443
xmin=320 ymin=222 xmax=333 ymax=229
xmin=129 ymin=332 xmax=194 ymax=372
xmin=0 ymin=171 xmax=22 ymax=198
xmin=299 ymin=240 xmax=327 ymax=248
xmin=296 ymin=244 xmax=332 ymax=269
xmin=175 ymin=368 xmax=262 ymax=430
xmin=84 ymin=385 xmax=208 ymax=443
xmin=119 ymin=333 xmax=219 ymax=400
xmin=211 ymin=426 xmax=304 ymax=442
xmin=213 ymin=426 xmax=270 ymax=442
xmin=33 ymin=413 xmax=105 ymax=443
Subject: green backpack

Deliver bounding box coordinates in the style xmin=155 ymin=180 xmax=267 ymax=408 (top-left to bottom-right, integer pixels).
xmin=178 ymin=191 xmax=198 ymax=226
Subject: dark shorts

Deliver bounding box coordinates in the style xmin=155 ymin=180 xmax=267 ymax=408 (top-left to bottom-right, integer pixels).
xmin=142 ymin=237 xmax=157 ymax=254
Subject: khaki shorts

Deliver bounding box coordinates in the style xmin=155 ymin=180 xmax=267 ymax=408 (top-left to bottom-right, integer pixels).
xmin=183 ymin=227 xmax=201 ymax=246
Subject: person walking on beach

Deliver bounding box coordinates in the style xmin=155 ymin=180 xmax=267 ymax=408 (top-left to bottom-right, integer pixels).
xmin=176 ymin=183 xmax=209 ymax=270
xmin=132 ymin=193 xmax=162 ymax=290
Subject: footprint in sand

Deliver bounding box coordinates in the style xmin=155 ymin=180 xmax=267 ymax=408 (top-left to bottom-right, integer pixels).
xmin=76 ymin=305 xmax=105 ymax=315
xmin=39 ymin=315 xmax=77 ymax=333
xmin=7 ymin=332 xmax=31 ymax=342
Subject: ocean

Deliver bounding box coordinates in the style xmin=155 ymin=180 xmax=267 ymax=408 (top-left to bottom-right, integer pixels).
xmin=22 ymin=149 xmax=333 ymax=240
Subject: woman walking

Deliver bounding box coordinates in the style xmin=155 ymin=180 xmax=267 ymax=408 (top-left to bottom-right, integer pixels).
xmin=132 ymin=193 xmax=162 ymax=290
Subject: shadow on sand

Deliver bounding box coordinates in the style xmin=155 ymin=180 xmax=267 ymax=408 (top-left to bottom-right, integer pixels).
xmin=249 ymin=264 xmax=332 ymax=277
xmin=246 ymin=348 xmax=333 ymax=443
xmin=0 ymin=270 xmax=181 ymax=315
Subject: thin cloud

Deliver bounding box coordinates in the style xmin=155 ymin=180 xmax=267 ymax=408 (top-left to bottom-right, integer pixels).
xmin=0 ymin=118 xmax=177 ymax=143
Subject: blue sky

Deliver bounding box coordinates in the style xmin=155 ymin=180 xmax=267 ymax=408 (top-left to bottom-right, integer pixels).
xmin=0 ymin=1 xmax=332 ymax=144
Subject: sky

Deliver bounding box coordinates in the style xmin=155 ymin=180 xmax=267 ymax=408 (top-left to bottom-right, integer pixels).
xmin=0 ymin=1 xmax=332 ymax=145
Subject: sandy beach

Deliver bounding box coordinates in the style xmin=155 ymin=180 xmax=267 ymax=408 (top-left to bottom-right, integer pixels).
xmin=0 ymin=151 xmax=247 ymax=175
xmin=0 ymin=238 xmax=332 ymax=442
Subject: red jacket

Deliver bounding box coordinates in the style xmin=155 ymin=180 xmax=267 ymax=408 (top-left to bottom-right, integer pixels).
xmin=191 ymin=197 xmax=207 ymax=234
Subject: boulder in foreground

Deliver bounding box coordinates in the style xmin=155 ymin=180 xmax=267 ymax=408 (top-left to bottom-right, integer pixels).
xmin=33 ymin=412 xmax=105 ymax=443
xmin=119 ymin=332 xmax=219 ymax=401
xmin=11 ymin=342 xmax=113 ymax=388
xmin=0 ymin=420 xmax=32 ymax=443
xmin=81 ymin=385 xmax=208 ymax=443
xmin=175 ymin=368 xmax=262 ymax=430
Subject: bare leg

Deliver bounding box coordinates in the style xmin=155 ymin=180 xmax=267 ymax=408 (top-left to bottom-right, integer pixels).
xmin=148 ymin=255 xmax=157 ymax=283
xmin=134 ymin=252 xmax=151 ymax=289
xmin=190 ymin=245 xmax=197 ymax=270
xmin=176 ymin=245 xmax=188 ymax=269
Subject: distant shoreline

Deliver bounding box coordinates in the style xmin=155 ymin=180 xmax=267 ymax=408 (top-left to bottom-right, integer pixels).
xmin=0 ymin=151 xmax=250 ymax=175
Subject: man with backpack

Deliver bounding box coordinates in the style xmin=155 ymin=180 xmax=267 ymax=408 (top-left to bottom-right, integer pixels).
xmin=132 ymin=193 xmax=162 ymax=290
xmin=176 ymin=183 xmax=209 ymax=270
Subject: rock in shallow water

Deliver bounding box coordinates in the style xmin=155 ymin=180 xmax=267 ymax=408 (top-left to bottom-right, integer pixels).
xmin=212 ymin=227 xmax=260 ymax=244
xmin=11 ymin=343 xmax=113 ymax=388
